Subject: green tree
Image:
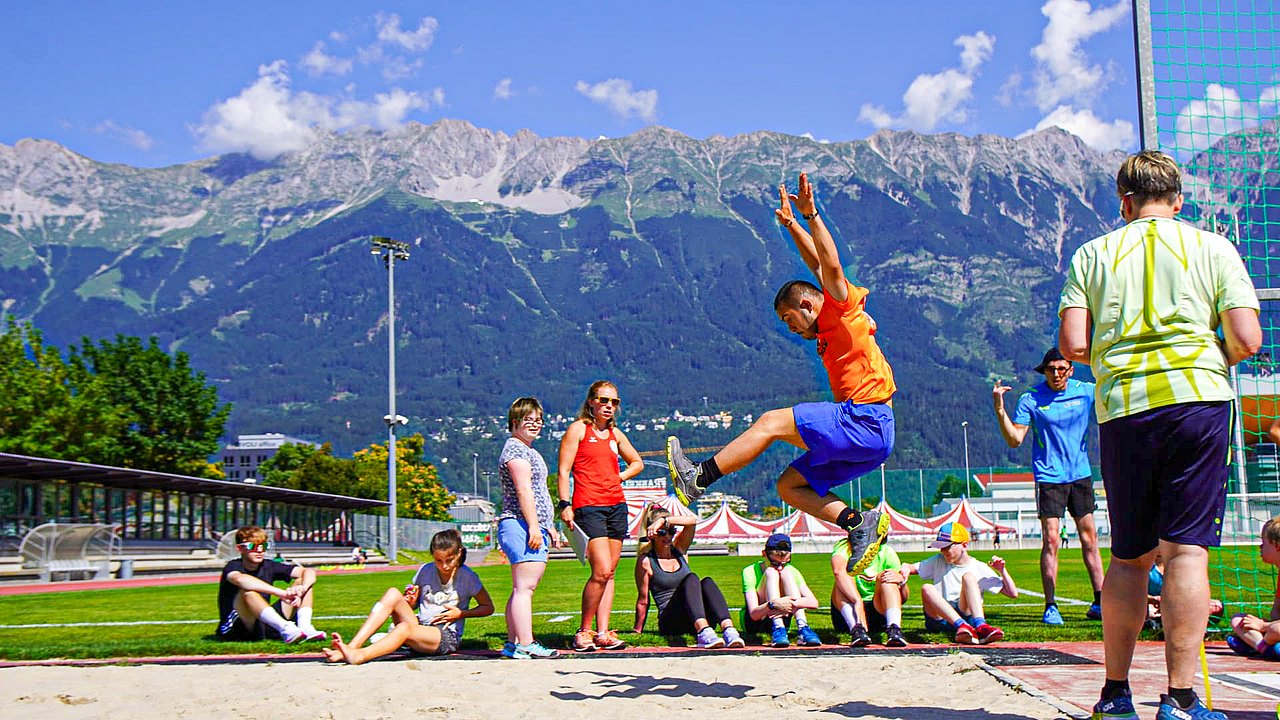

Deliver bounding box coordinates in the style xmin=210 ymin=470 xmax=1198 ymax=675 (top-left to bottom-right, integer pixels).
xmin=0 ymin=319 xmax=127 ymax=462
xmin=257 ymin=443 xmax=323 ymax=488
xmin=354 ymin=434 xmax=455 ymax=521
xmin=759 ymin=505 xmax=785 ymax=520
xmin=932 ymin=473 xmax=983 ymax=506
xmin=71 ymin=334 xmax=231 ymax=476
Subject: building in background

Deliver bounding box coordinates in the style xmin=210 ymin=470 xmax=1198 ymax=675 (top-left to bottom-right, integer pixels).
xmin=221 ymin=433 xmax=316 ymax=483
xmin=449 ymin=493 xmax=496 ymax=522
xmin=696 ymin=491 xmax=749 ymax=518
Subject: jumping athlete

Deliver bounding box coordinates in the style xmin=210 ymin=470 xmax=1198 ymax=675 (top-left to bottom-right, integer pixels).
xmin=667 ymin=172 xmax=895 ymax=574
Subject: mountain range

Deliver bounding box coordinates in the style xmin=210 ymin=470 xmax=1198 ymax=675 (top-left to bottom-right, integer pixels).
xmin=0 ymin=120 xmax=1179 ymax=503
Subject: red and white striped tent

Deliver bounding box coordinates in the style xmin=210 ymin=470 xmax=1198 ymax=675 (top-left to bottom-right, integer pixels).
xmin=927 ymin=497 xmax=1015 ymax=534
xmin=695 ymin=502 xmax=776 ymax=540
xmin=626 ymin=494 xmax=698 ymax=537
xmin=873 ymin=499 xmax=936 ymax=537
xmin=770 ymin=510 xmax=843 ymax=538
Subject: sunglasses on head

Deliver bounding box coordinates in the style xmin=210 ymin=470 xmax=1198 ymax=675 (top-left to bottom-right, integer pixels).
xmin=237 ymin=541 xmax=267 ymax=552
xmin=594 ymin=396 xmax=620 ymax=407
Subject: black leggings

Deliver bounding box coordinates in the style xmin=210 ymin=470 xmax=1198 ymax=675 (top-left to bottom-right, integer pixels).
xmin=657 ymin=574 xmax=732 ymax=635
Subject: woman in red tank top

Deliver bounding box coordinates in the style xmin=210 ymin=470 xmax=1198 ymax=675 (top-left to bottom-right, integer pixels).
xmin=557 ymin=380 xmax=644 ymax=652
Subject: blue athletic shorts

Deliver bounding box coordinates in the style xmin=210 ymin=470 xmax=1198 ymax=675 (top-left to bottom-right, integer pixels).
xmin=1099 ymin=401 xmax=1231 ymax=560
xmin=791 ymin=401 xmax=894 ymax=497
xmin=498 ymin=517 xmax=549 ymax=564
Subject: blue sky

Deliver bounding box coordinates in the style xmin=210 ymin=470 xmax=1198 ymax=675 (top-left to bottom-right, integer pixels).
xmin=2 ymin=1 xmax=1150 ymax=167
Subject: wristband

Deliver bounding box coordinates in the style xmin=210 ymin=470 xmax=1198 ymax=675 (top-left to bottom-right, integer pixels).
xmin=802 ymin=210 xmax=819 ymax=220
xmin=557 ymin=500 xmax=572 ymax=512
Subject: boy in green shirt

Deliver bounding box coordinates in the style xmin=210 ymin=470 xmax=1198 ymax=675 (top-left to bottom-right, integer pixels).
xmin=831 ymin=539 xmax=909 ymax=647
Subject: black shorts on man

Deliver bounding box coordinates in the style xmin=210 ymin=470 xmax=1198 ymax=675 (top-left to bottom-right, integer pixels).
xmin=1100 ymin=400 xmax=1231 ymax=560
xmin=1035 ymin=476 xmax=1097 ymax=519
xmin=575 ymin=503 xmax=628 ymax=540
xmin=216 ymin=600 xmax=286 ymax=641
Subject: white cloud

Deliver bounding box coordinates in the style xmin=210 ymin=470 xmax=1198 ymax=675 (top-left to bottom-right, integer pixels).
xmin=1173 ymin=83 xmax=1280 ymax=155
xmin=92 ymin=120 xmax=154 ymax=150
xmin=375 ymin=13 xmax=439 ymax=53
xmin=1030 ymin=0 xmax=1129 ymax=111
xmin=1022 ymin=105 xmax=1135 ymax=150
xmin=859 ymin=32 xmax=995 ymax=131
xmin=301 ymin=41 xmax=353 ymax=77
xmin=194 ymin=61 xmax=431 ymax=160
xmin=575 ymin=78 xmax=659 ymax=121
xmin=380 ymin=55 xmax=424 ymax=81
xmin=329 ymin=31 xmax=347 ymax=43
xmin=493 ymin=78 xmax=513 ymax=101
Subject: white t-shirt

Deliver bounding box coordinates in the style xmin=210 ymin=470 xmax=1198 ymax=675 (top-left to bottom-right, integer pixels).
xmin=411 ymin=563 xmax=484 ymax=637
xmin=916 ymin=554 xmax=1002 ymax=603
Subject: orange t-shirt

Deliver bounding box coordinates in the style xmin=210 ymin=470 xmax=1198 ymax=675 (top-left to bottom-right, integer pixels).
xmin=814 ymin=281 xmax=896 ymax=404
xmin=571 ymin=422 xmax=626 ymax=508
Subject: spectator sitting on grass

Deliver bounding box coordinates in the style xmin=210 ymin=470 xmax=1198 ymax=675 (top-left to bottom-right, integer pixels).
xmin=741 ymin=533 xmax=822 ymax=648
xmin=1145 ymin=549 xmax=1225 ymax=631
xmin=1228 ymin=516 xmax=1280 ymax=660
xmin=830 ymin=539 xmax=909 ymax=647
xmin=216 ymin=525 xmax=325 ymax=644
xmin=323 ymin=529 xmax=494 ymax=664
xmin=631 ymin=504 xmax=744 ymax=649
xmin=915 ymin=522 xmax=1017 ymax=645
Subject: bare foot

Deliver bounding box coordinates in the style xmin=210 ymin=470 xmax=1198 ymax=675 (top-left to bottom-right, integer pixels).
xmin=330 ymin=632 xmax=365 ymax=666
xmin=322 ymin=633 xmax=345 ymax=663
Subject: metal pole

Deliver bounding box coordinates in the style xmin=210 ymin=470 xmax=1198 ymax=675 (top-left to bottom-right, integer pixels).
xmin=919 ymin=468 xmax=925 ymax=516
xmin=857 ymin=475 xmax=863 ymax=511
xmin=880 ymin=464 xmax=887 ymax=503
xmin=962 ymin=421 xmax=971 ymax=498
xmin=1132 ymin=0 xmax=1158 ymax=151
xmin=472 ymin=453 xmax=478 ymax=496
xmin=372 ymin=236 xmax=410 ymax=564
xmin=386 ymin=247 xmax=398 ymax=564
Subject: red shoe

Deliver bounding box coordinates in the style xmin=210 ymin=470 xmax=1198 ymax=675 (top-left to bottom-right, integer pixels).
xmin=974 ymin=623 xmax=1004 ymax=644
xmin=954 ymin=622 xmax=977 ymax=645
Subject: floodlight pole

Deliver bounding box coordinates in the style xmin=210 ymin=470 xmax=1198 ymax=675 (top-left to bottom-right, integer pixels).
xmin=962 ymin=421 xmax=972 ymax=499
xmin=373 ymin=236 xmax=410 ymax=564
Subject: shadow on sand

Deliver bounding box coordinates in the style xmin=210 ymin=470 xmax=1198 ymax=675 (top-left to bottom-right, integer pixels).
xmin=820 ymin=701 xmax=1067 ymax=719
xmin=549 ymin=669 xmax=753 ymax=701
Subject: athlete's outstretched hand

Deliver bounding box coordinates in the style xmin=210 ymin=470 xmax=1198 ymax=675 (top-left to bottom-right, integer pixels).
xmin=775 ymin=184 xmax=796 ymax=227
xmin=992 ymin=380 xmax=1013 ymax=414
xmin=794 ymin=172 xmax=817 ymax=217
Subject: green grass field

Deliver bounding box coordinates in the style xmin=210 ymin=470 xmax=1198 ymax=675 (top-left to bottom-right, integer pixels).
xmin=0 ymin=545 xmax=1265 ymax=661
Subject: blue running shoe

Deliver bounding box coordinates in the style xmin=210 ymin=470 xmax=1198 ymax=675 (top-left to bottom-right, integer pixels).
xmin=1091 ymin=694 xmax=1138 ymax=720
xmin=502 ymin=641 xmax=529 ymax=659
xmin=517 ymin=641 xmax=559 ymax=658
xmin=1042 ymin=605 xmax=1065 ymax=626
xmin=797 ymin=625 xmax=822 ymax=646
xmin=1154 ymin=693 xmax=1227 ymax=719
xmin=1087 ymin=603 xmax=1103 ymax=620
xmin=1225 ymin=634 xmax=1260 ymax=657
xmin=770 ymin=625 xmax=790 ymax=648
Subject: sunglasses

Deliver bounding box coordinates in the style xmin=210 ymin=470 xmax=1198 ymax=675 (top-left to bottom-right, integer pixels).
xmin=1044 ymin=366 xmax=1072 ymax=375
xmin=653 ymin=527 xmax=677 ymax=537
xmin=522 ymin=416 xmax=544 ymax=425
xmin=237 ymin=541 xmax=267 ymax=552
xmin=767 ymin=545 xmax=792 ymax=553
xmin=594 ymin=396 xmax=621 ymax=407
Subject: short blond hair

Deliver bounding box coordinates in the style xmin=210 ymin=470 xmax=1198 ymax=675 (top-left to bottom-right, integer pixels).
xmin=1116 ymin=150 xmax=1182 ymax=206
xmin=1263 ymin=515 xmax=1280 ymax=546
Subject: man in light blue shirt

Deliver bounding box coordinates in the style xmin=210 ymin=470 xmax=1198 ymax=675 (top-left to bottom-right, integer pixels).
xmin=993 ymin=347 xmax=1105 ymax=626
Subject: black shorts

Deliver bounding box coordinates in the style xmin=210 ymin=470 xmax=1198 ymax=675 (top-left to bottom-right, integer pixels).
xmin=1036 ymin=477 xmax=1098 ymax=519
xmin=1100 ymin=401 xmax=1231 ymax=560
xmin=831 ymin=602 xmax=887 ymax=633
xmin=216 ymin=600 xmax=285 ymax=641
xmin=575 ymin=503 xmax=628 ymax=540
xmin=742 ymin=613 xmax=792 ymax=635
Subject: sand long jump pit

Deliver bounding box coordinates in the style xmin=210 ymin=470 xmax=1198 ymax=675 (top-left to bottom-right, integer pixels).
xmin=0 ymin=651 xmax=1074 ymax=719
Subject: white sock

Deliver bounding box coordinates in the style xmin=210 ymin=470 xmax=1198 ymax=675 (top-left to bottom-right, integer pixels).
xmin=885 ymin=607 xmax=902 ymax=627
xmin=297 ymin=607 xmax=314 ymax=629
xmin=839 ymin=604 xmax=857 ymax=631
xmin=258 ymin=606 xmax=292 ymax=633
xmin=795 ymin=610 xmax=808 ymax=627
xmin=771 ymin=617 xmax=785 ymax=630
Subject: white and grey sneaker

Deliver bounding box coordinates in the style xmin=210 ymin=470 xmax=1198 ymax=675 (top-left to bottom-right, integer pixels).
xmin=845 ymin=510 xmax=890 ymax=574
xmin=280 ymin=622 xmax=305 ymax=644
xmin=723 ymin=627 xmax=745 ymax=648
xmin=299 ymin=625 xmax=327 ymax=641
xmin=667 ymin=436 xmax=705 ymax=505
xmin=696 ymin=626 xmax=725 ymax=649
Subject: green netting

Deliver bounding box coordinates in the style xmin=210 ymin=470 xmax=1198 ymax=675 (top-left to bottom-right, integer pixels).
xmin=1143 ymin=0 xmax=1280 ymax=616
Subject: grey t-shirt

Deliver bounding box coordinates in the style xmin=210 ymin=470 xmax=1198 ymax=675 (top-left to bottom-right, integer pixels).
xmin=497 ymin=437 xmax=553 ymax=528
xmin=411 ymin=563 xmax=484 ymax=637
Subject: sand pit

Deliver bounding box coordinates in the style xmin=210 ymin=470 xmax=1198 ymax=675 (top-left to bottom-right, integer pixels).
xmin=0 ymin=652 xmax=1067 ymax=719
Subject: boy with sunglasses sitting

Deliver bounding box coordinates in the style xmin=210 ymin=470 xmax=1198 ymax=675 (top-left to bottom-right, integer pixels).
xmin=215 ymin=525 xmax=325 ymax=644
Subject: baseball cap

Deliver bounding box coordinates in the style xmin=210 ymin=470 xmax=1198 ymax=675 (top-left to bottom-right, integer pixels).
xmin=1034 ymin=347 xmax=1067 ymax=373
xmin=765 ymin=533 xmax=792 ymax=551
xmin=930 ymin=522 xmax=971 ymax=549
